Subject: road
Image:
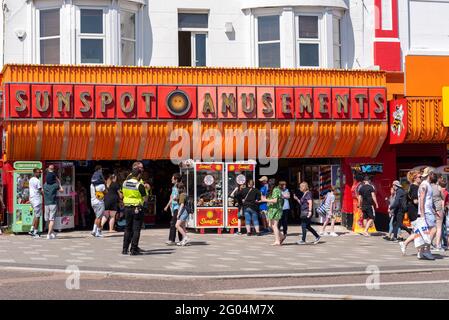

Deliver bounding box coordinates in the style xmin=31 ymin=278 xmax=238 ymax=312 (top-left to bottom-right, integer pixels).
xmin=1 ymin=268 xmax=449 ymax=300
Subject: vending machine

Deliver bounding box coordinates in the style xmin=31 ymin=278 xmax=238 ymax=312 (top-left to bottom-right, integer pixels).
xmin=225 ymin=162 xmax=256 ymax=230
xmin=0 ymin=164 xmax=5 ymax=227
xmin=47 ymin=162 xmax=76 ymax=231
xmin=11 ymin=161 xmax=43 ymax=233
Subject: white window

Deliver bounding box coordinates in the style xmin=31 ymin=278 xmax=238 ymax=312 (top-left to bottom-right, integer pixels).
xmin=39 ymin=9 xmax=60 ymax=64
xmin=333 ymin=17 xmax=342 ymax=68
xmin=178 ymin=13 xmax=208 ymax=66
xmin=77 ymin=8 xmax=105 ymax=64
xmin=296 ymin=15 xmax=320 ymax=67
xmin=257 ymin=15 xmax=281 ymax=68
xmin=121 ymin=11 xmax=136 ymax=65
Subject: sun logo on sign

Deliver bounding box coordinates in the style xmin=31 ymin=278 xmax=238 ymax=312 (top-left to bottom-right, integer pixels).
xmin=215 ymin=164 xmax=222 ymax=171
xmin=207 ymin=211 xmax=214 ymax=219
xmin=229 ymin=165 xmax=235 ymax=171
xmin=166 ymin=90 xmax=191 ymax=116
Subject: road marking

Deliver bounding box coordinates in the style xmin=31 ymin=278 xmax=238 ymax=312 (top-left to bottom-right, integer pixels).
xmin=88 ymin=289 xmax=204 ymax=297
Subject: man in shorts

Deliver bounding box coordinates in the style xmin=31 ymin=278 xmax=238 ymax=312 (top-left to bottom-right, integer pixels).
xmin=418 ymin=168 xmax=437 ymax=260
xmin=29 ymin=168 xmax=43 ymax=238
xmin=91 ymin=173 xmax=106 ymax=238
xmin=43 ymin=174 xmax=63 ymax=240
xmin=358 ymin=176 xmax=379 ymax=237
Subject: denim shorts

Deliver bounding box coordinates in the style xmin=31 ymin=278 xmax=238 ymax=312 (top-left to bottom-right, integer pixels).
xmin=244 ymin=208 xmax=259 ymax=227
xmin=425 ymin=212 xmax=436 ymax=228
xmin=178 ymin=210 xmax=189 ymax=222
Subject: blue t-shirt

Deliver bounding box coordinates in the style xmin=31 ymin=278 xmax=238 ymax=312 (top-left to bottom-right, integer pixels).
xmin=259 ymin=185 xmax=268 ymax=211
xmin=171 ymin=186 xmax=179 ymax=213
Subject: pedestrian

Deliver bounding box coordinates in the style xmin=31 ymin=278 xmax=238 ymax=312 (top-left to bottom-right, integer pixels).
xmin=122 ymin=168 xmax=148 ymax=255
xmin=398 ymin=170 xmax=421 ymax=255
xmin=383 ymin=186 xmax=396 ymax=241
xmin=175 ymin=182 xmax=191 ymax=246
xmin=258 ymin=176 xmax=270 ymax=232
xmin=90 ymin=170 xmax=106 ymax=238
xmin=102 ymin=174 xmax=122 ymax=233
xmin=164 ymin=173 xmax=183 ymax=245
xmin=28 ymin=168 xmax=43 ymax=238
xmin=238 ymin=179 xmax=262 ymax=236
xmin=43 ymin=173 xmax=63 ymax=239
xmin=440 ymin=178 xmax=449 ymax=249
xmin=264 ymin=179 xmax=284 ymax=245
xmin=279 ymin=181 xmax=290 ymax=239
xmin=390 ymin=180 xmax=411 ymax=242
xmin=416 ymin=168 xmax=437 ymax=260
xmin=230 ymin=184 xmax=246 ymax=235
xmin=293 ymin=182 xmax=304 ymax=221
xmin=431 ymin=174 xmax=445 ymax=253
xmin=357 ymin=176 xmax=379 ymax=237
xmin=320 ymin=187 xmax=338 ymax=237
xmin=294 ymin=182 xmax=320 ymax=245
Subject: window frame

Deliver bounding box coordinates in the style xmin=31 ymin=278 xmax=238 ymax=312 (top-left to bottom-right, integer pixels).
xmin=177 ymin=11 xmax=210 ymax=67
xmin=295 ymin=13 xmax=323 ymax=68
xmin=255 ymin=13 xmax=281 ymax=68
xmin=332 ymin=16 xmax=342 ymax=69
xmin=76 ymin=6 xmax=107 ymax=65
xmin=36 ymin=6 xmax=62 ymax=65
xmin=119 ymin=9 xmax=137 ymax=66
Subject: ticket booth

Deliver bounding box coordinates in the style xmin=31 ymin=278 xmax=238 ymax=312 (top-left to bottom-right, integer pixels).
xmin=11 ymin=161 xmax=43 ymax=233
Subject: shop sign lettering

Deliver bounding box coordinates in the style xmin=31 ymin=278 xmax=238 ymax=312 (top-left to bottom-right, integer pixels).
xmin=5 ymin=83 xmax=387 ymax=120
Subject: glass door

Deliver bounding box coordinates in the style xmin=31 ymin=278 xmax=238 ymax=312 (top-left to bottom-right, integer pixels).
xmin=192 ymin=32 xmax=207 ymax=66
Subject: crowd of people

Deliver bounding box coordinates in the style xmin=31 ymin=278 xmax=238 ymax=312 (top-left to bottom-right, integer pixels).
xmin=20 ymin=162 xmax=449 ymax=260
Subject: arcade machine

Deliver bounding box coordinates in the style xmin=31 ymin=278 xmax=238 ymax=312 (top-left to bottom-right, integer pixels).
xmin=0 ymin=163 xmax=4 ymax=229
xmin=11 ymin=161 xmax=43 ymax=233
xmin=180 ymin=160 xmax=225 ymax=231
xmin=47 ymin=162 xmax=76 ymax=231
xmin=225 ymin=161 xmax=256 ymax=232
xmin=143 ymin=194 xmax=157 ymax=228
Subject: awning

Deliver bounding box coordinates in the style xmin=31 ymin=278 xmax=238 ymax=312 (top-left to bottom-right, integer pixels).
xmin=5 ymin=121 xmax=387 ymax=161
xmin=405 ymin=98 xmax=449 ymax=143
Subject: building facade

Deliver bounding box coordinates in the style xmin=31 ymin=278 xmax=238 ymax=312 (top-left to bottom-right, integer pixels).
xmin=1 ymin=0 xmax=449 ymax=231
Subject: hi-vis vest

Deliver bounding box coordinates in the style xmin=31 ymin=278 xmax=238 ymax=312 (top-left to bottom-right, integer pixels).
xmin=122 ymin=178 xmax=144 ymax=206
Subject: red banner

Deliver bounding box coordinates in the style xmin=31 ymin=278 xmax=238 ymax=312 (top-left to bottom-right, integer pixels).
xmin=196 ymin=208 xmax=224 ymax=228
xmin=389 ymin=98 xmax=408 ymax=144
xmin=227 ymin=164 xmax=254 ymax=172
xmin=6 ymin=83 xmax=388 ymax=121
xmin=226 ymin=208 xmax=240 ymax=228
xmin=196 ymin=163 xmax=222 ymax=171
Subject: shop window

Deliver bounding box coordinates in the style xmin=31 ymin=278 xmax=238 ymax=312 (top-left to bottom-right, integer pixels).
xmin=296 ymin=15 xmax=320 ymax=67
xmin=121 ymin=11 xmax=136 ymax=65
xmin=333 ymin=17 xmax=342 ymax=68
xmin=178 ymin=13 xmax=208 ymax=67
xmin=39 ymin=9 xmax=60 ymax=64
xmin=78 ymin=9 xmax=105 ymax=64
xmin=257 ymin=15 xmax=280 ymax=68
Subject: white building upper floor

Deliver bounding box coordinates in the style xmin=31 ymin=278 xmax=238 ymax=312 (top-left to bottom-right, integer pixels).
xmin=0 ymin=0 xmax=447 ymax=72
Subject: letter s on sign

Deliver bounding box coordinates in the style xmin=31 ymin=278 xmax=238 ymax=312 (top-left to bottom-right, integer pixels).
xmin=16 ymin=90 xmax=27 ymax=112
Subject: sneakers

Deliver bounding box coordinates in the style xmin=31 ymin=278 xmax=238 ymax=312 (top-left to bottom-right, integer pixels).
xmin=91 ymin=231 xmax=96 ymax=237
xmin=32 ymin=233 xmax=40 ymax=239
xmin=296 ymin=240 xmax=306 ymax=245
xmin=166 ymin=240 xmax=176 ymax=246
xmin=431 ymin=247 xmax=445 ymax=254
xmin=417 ymin=251 xmax=422 ymax=259
xmin=313 ymin=237 xmax=321 ymax=244
xmin=329 ymin=232 xmax=338 ymax=237
xmin=399 ymin=241 xmax=406 ymax=255
xmin=177 ymin=237 xmax=190 ymax=246
xmin=122 ymin=249 xmax=129 ymax=255
xmin=95 ymin=231 xmax=103 ymax=238
xmin=422 ymin=251 xmax=436 ymax=260
xmin=28 ymin=230 xmax=35 ymax=236
xmin=391 ymin=238 xmax=399 ymax=243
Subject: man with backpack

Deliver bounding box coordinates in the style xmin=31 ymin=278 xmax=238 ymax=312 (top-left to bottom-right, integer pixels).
xmin=390 ymin=180 xmax=411 ymax=242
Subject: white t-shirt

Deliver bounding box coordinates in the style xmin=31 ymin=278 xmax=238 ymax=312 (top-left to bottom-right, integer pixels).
xmin=418 ymin=180 xmax=434 ymax=215
xmin=29 ymin=177 xmax=42 ymax=205
xmin=282 ymin=189 xmax=290 ymax=210
xmin=90 ymin=184 xmax=106 ymax=205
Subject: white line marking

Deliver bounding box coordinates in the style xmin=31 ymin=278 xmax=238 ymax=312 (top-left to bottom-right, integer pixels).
xmin=1 ymin=265 xmax=449 ymax=280
xmin=88 ymin=289 xmax=204 ymax=297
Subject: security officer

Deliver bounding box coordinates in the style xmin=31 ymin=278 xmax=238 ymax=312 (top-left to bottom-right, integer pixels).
xmin=122 ymin=168 xmax=148 ymax=255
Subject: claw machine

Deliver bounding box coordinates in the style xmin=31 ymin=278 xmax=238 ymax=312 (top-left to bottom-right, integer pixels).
xmin=180 ymin=160 xmax=195 ymax=228
xmin=11 ymin=161 xmax=43 ymax=233
xmin=47 ymin=162 xmax=75 ymax=231
xmin=225 ymin=162 xmax=256 ymax=231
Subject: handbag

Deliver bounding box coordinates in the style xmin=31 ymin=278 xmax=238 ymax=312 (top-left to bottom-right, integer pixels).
xmin=316 ymin=200 xmax=328 ymax=217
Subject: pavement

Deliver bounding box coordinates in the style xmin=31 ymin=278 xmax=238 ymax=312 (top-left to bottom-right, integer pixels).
xmin=0 ymin=225 xmax=448 ymax=277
